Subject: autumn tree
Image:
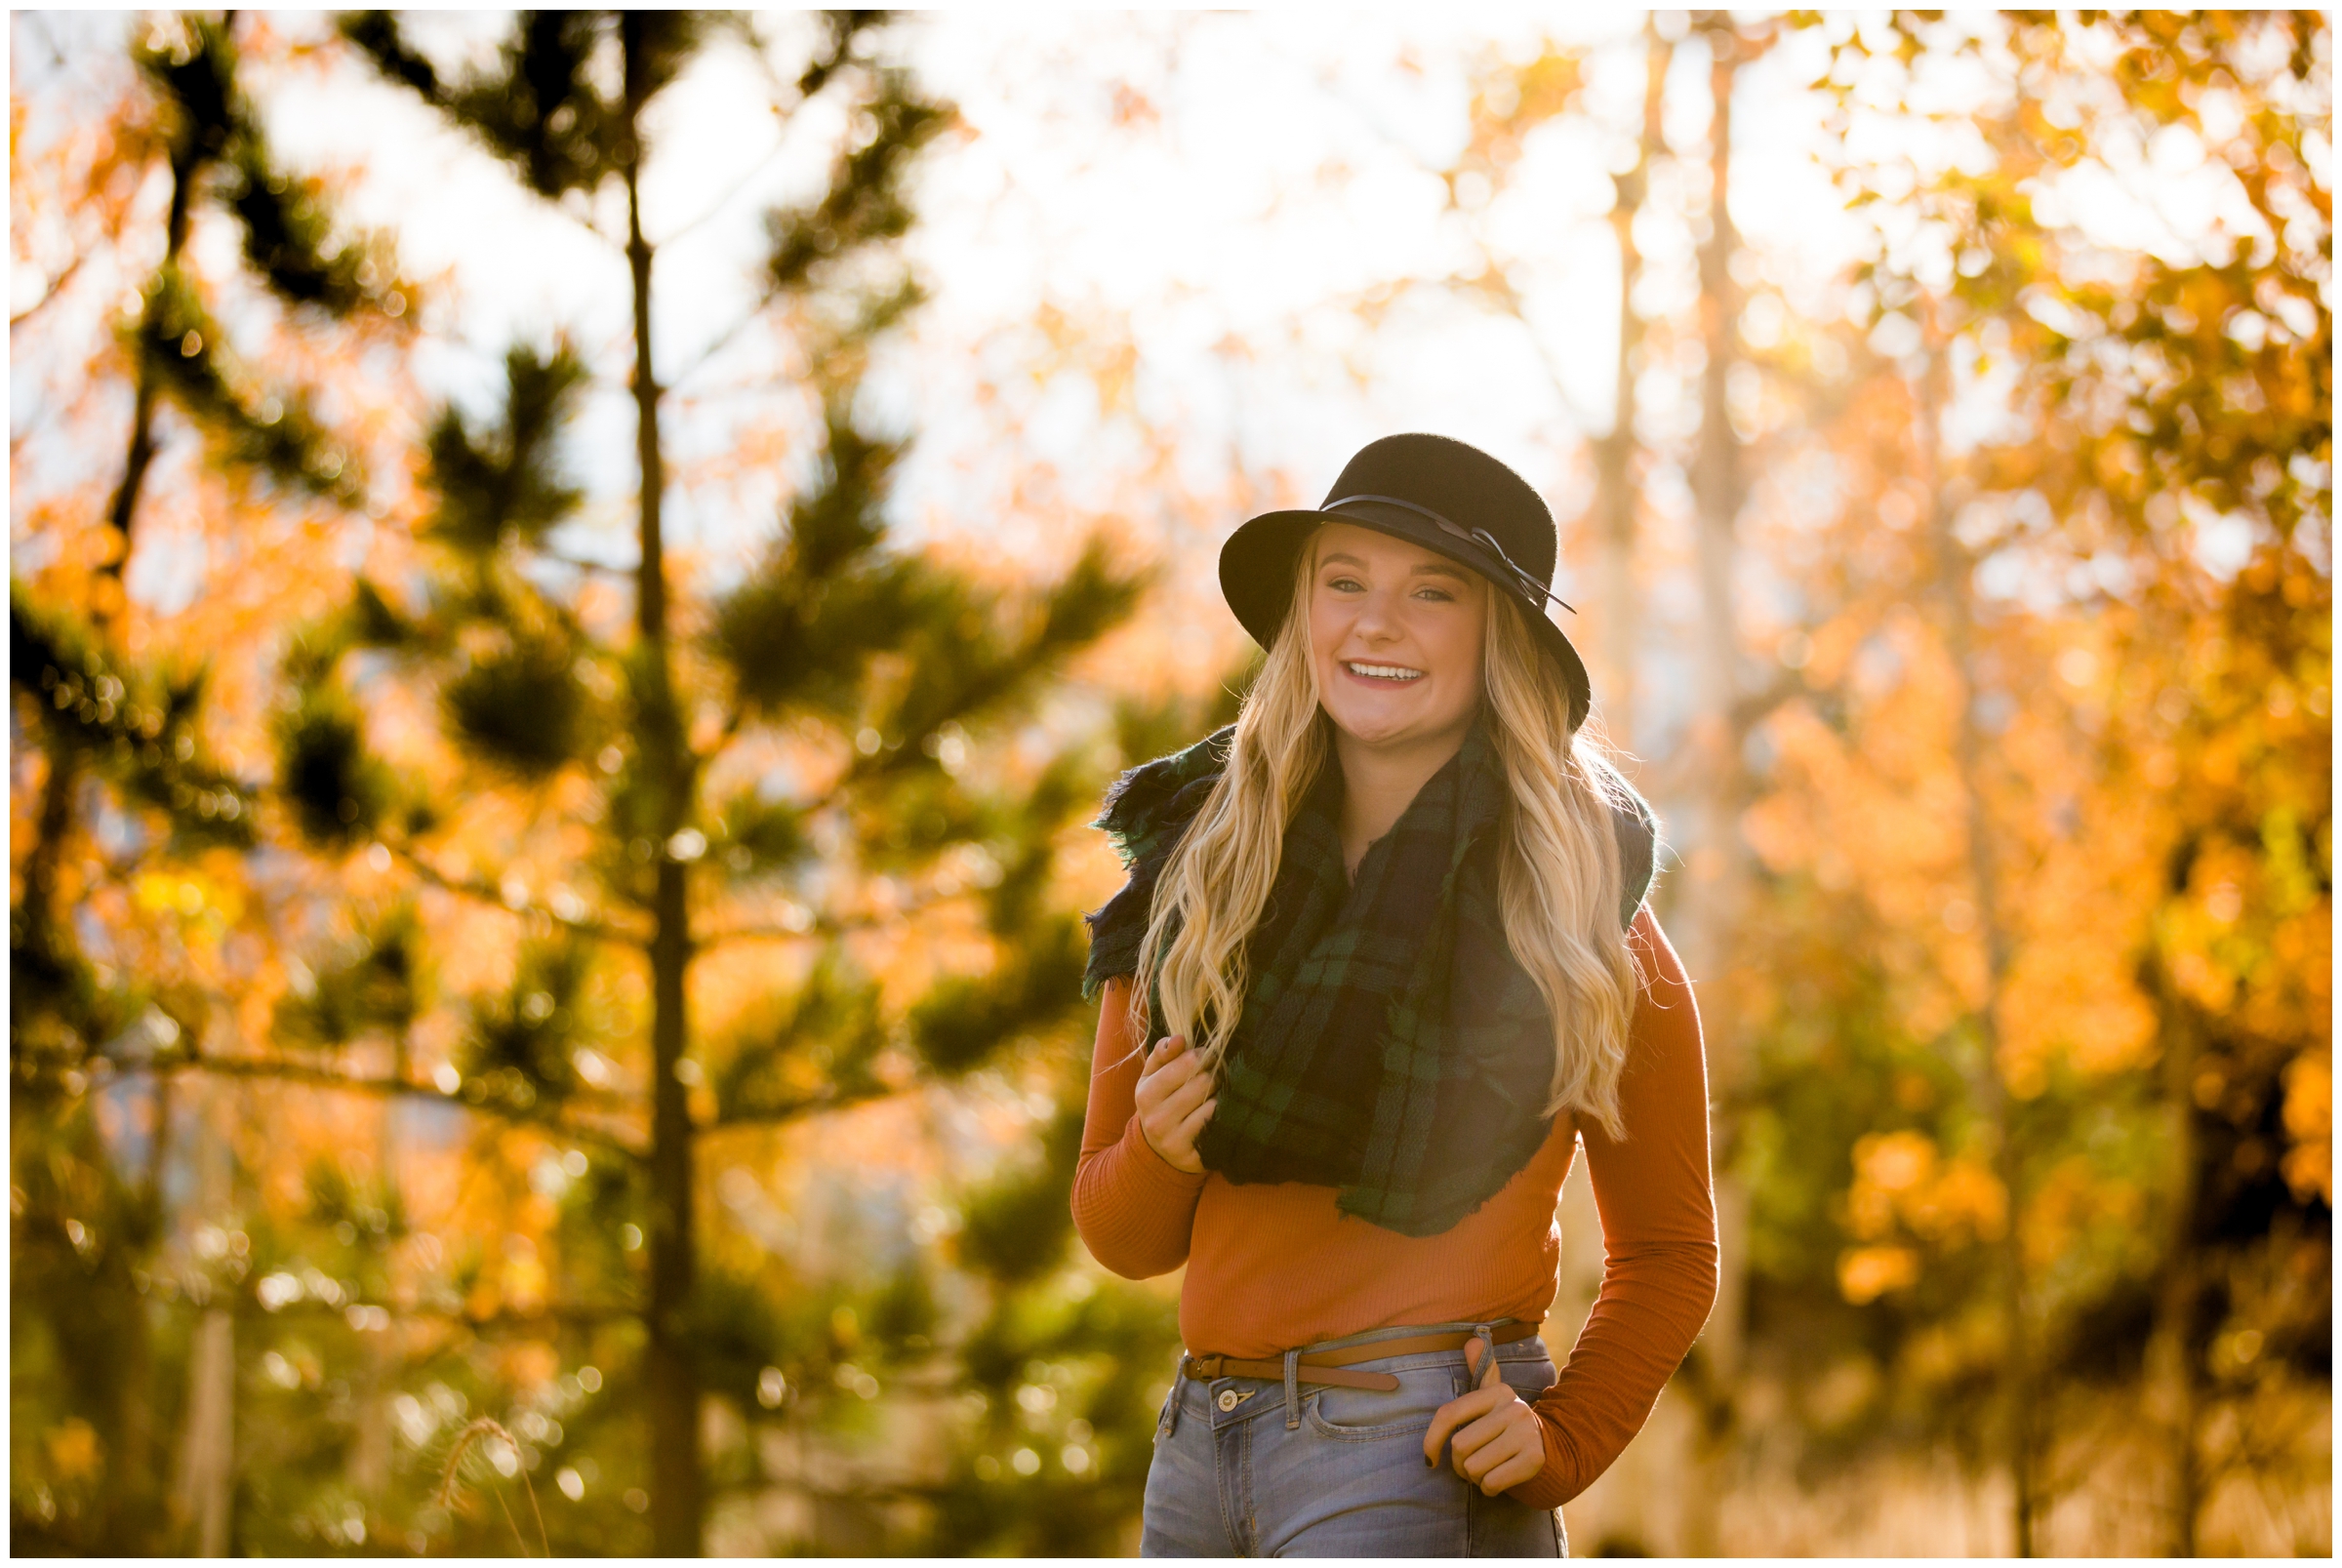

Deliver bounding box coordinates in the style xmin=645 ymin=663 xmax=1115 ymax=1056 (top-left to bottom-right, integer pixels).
xmin=11 ymin=12 xmax=411 ymax=1550
xmin=1732 ymin=9 xmax=2328 ymax=1554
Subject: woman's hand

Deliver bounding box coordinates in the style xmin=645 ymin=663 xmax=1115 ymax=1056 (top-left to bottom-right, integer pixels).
xmin=1134 ymin=1034 xmax=1216 ymax=1174
xmin=1422 ymin=1338 xmax=1548 ymax=1496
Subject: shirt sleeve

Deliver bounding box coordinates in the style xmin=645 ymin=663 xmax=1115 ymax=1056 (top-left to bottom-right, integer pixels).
xmin=1070 ymin=978 xmax=1208 ymax=1279
xmin=1510 ymin=908 xmax=1719 ymax=1509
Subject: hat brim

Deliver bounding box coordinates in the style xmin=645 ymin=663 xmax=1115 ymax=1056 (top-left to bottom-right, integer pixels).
xmin=1218 ymin=504 xmax=1594 ymax=732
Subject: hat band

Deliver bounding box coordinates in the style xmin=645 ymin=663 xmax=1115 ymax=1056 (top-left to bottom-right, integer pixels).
xmin=1323 ymin=494 xmax=1575 ymax=616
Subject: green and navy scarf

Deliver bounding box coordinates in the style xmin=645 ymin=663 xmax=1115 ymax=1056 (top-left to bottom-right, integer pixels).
xmin=1082 ymin=717 xmax=1657 ymax=1238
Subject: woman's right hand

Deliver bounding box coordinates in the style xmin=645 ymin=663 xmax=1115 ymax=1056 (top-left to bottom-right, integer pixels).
xmin=1134 ymin=1034 xmax=1216 ymax=1174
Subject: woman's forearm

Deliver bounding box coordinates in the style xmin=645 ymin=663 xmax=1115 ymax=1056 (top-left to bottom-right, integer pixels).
xmin=1512 ymin=910 xmax=1719 ymax=1508
xmin=1071 ymin=1117 xmax=1207 ymax=1277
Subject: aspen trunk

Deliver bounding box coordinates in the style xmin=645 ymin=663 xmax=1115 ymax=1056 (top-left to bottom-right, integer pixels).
xmin=1677 ymin=26 xmax=1752 ymax=1556
xmin=1920 ymin=328 xmax=2037 ymax=1556
xmin=1588 ymin=24 xmax=1671 ymax=753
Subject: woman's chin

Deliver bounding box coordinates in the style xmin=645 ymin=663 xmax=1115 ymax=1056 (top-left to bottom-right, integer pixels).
xmin=1321 ymin=697 xmax=1456 ymax=752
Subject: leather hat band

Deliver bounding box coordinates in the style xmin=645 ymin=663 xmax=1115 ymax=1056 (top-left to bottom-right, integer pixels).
xmin=1324 ymin=494 xmax=1575 ymax=616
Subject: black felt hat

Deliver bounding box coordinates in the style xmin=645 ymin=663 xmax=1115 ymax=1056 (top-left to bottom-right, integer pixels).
xmin=1219 ymin=433 xmax=1593 ymax=730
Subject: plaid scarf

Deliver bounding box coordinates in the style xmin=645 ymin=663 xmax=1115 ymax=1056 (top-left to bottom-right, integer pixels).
xmin=1082 ymin=718 xmax=1656 ymax=1237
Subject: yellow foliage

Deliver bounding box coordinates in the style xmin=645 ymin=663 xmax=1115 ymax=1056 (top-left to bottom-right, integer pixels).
xmin=1837 ymin=1246 xmax=1920 ymax=1306
xmin=1848 ymin=1130 xmax=2008 ymax=1247
xmin=2280 ymin=1049 xmax=2331 ymax=1206
xmin=45 ymin=1419 xmax=102 ymax=1484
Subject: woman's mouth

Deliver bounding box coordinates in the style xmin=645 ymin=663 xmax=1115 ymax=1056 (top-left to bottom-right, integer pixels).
xmin=1343 ymin=661 xmax=1425 ymax=684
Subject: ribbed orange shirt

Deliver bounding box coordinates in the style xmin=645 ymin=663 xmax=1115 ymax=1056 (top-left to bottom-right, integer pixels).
xmin=1071 ymin=907 xmax=1717 ymax=1510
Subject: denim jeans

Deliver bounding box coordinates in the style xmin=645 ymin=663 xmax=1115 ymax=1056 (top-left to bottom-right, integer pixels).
xmin=1140 ymin=1332 xmax=1566 ymax=1557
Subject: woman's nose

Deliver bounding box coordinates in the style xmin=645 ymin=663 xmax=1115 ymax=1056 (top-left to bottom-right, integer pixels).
xmin=1353 ymin=590 xmax=1403 ymax=641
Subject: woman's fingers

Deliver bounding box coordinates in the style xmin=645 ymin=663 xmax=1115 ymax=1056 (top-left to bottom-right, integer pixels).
xmin=1472 ymin=1445 xmax=1545 ymax=1496
xmin=1137 ymin=1039 xmax=1200 ymax=1097
xmin=1430 ymin=1348 xmax=1546 ymax=1495
xmin=1175 ymin=1097 xmax=1217 ymax=1143
xmin=1453 ymin=1401 xmax=1548 ymax=1495
xmin=1420 ymin=1385 xmax=1510 ymax=1468
xmin=1138 ymin=1073 xmax=1200 ymax=1133
xmin=1141 ymin=1053 xmax=1211 ymax=1123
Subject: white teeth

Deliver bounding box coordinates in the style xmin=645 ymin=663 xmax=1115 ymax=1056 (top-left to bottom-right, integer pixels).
xmin=1346 ymin=663 xmax=1423 ymax=681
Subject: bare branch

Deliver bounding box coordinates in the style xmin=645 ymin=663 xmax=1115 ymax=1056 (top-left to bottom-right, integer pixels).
xmin=668 ymin=295 xmax=780 ymax=391
xmin=9 ymin=254 xmax=86 ymax=330
xmin=656 ymin=134 xmax=788 ymax=249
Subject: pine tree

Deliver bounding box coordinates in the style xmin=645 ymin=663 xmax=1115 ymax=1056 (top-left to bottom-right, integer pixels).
xmin=232 ymin=12 xmax=1151 ymax=1550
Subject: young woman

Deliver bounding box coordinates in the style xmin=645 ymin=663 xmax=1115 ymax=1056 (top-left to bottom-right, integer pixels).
xmin=1072 ymin=434 xmax=1717 ymax=1557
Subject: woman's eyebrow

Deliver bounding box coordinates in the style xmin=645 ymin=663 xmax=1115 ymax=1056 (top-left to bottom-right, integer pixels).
xmin=1317 ymin=551 xmax=1471 ymax=583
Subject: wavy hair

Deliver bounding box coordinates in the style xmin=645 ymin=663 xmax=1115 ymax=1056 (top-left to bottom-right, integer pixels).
xmin=1128 ymin=537 xmax=1650 ymax=1138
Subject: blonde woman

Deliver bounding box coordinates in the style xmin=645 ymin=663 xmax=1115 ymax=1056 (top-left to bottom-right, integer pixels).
xmin=1073 ymin=434 xmax=1717 ymax=1557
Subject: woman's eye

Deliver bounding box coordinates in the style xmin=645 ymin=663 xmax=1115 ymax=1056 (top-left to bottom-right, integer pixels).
xmin=1325 ymin=576 xmax=1363 ymax=592
xmin=1415 ymin=586 xmax=1454 ymax=603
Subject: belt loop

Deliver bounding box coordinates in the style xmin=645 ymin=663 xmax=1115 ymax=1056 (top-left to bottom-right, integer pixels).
xmin=1471 ymin=1323 xmax=1497 ymax=1387
xmin=1282 ymin=1348 xmax=1301 ymax=1429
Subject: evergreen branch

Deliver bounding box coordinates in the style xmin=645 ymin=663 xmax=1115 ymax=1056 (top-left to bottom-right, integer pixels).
xmin=379 ymin=835 xmax=651 ymax=947
xmin=206 ymin=1296 xmax=638 ymax=1330
xmin=155 ymin=1052 xmax=648 ymax=1161
xmin=698 ymin=1078 xmax=898 ymax=1134
xmin=694 ymin=893 xmax=950 ymax=951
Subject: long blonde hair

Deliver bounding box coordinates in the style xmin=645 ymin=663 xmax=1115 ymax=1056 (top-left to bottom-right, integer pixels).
xmin=1128 ymin=542 xmax=1650 ymax=1139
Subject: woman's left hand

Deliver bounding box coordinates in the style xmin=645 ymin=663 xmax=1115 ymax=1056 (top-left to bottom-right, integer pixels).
xmin=1422 ymin=1337 xmax=1548 ymax=1495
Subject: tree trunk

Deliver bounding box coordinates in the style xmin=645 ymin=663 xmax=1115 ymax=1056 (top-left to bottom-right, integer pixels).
xmin=1685 ymin=21 xmax=1750 ymax=1003
xmin=1589 ymin=22 xmax=1670 ymax=753
xmin=111 ymin=1070 xmax=178 ymax=1549
xmin=620 ymin=31 xmax=703 ymax=1548
xmin=1677 ymin=24 xmax=1751 ymax=1556
xmin=91 ymin=78 xmax=220 ymax=1546
xmin=100 ymin=27 xmax=209 ymax=614
xmin=347 ymin=1098 xmax=398 ymax=1502
xmin=1920 ymin=326 xmax=2037 ymax=1556
xmin=2148 ymin=966 xmax=2204 ymax=1555
xmin=171 ymin=1106 xmax=236 ymax=1556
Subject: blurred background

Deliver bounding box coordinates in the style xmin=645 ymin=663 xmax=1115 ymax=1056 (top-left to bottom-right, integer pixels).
xmin=8 ymin=9 xmax=2329 ymax=1557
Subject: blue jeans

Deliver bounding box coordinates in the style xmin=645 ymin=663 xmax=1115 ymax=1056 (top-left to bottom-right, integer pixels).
xmin=1140 ymin=1332 xmax=1567 ymax=1557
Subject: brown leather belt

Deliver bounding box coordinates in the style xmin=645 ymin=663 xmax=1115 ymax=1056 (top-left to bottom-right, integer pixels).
xmin=1180 ymin=1320 xmax=1542 ymax=1394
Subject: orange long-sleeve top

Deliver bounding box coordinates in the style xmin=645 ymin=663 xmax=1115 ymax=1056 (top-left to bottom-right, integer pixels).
xmin=1071 ymin=907 xmax=1717 ymax=1510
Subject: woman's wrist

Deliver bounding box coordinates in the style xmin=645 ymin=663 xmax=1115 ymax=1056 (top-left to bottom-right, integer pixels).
xmin=1127 ymin=1115 xmax=1209 ymax=1185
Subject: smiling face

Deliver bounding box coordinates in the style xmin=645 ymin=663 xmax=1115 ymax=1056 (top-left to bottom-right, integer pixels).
xmin=1305 ymin=521 xmax=1488 ymax=758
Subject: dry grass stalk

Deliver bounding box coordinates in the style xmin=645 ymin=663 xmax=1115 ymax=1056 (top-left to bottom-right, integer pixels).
xmin=436 ymin=1416 xmax=551 ymax=1557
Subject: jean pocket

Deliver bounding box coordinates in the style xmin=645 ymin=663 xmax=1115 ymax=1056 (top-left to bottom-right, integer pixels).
xmin=1496 ymin=1355 xmax=1557 ymax=1403
xmin=1151 ymin=1379 xmax=1179 ymax=1446
xmin=1304 ymin=1365 xmax=1465 ymax=1442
